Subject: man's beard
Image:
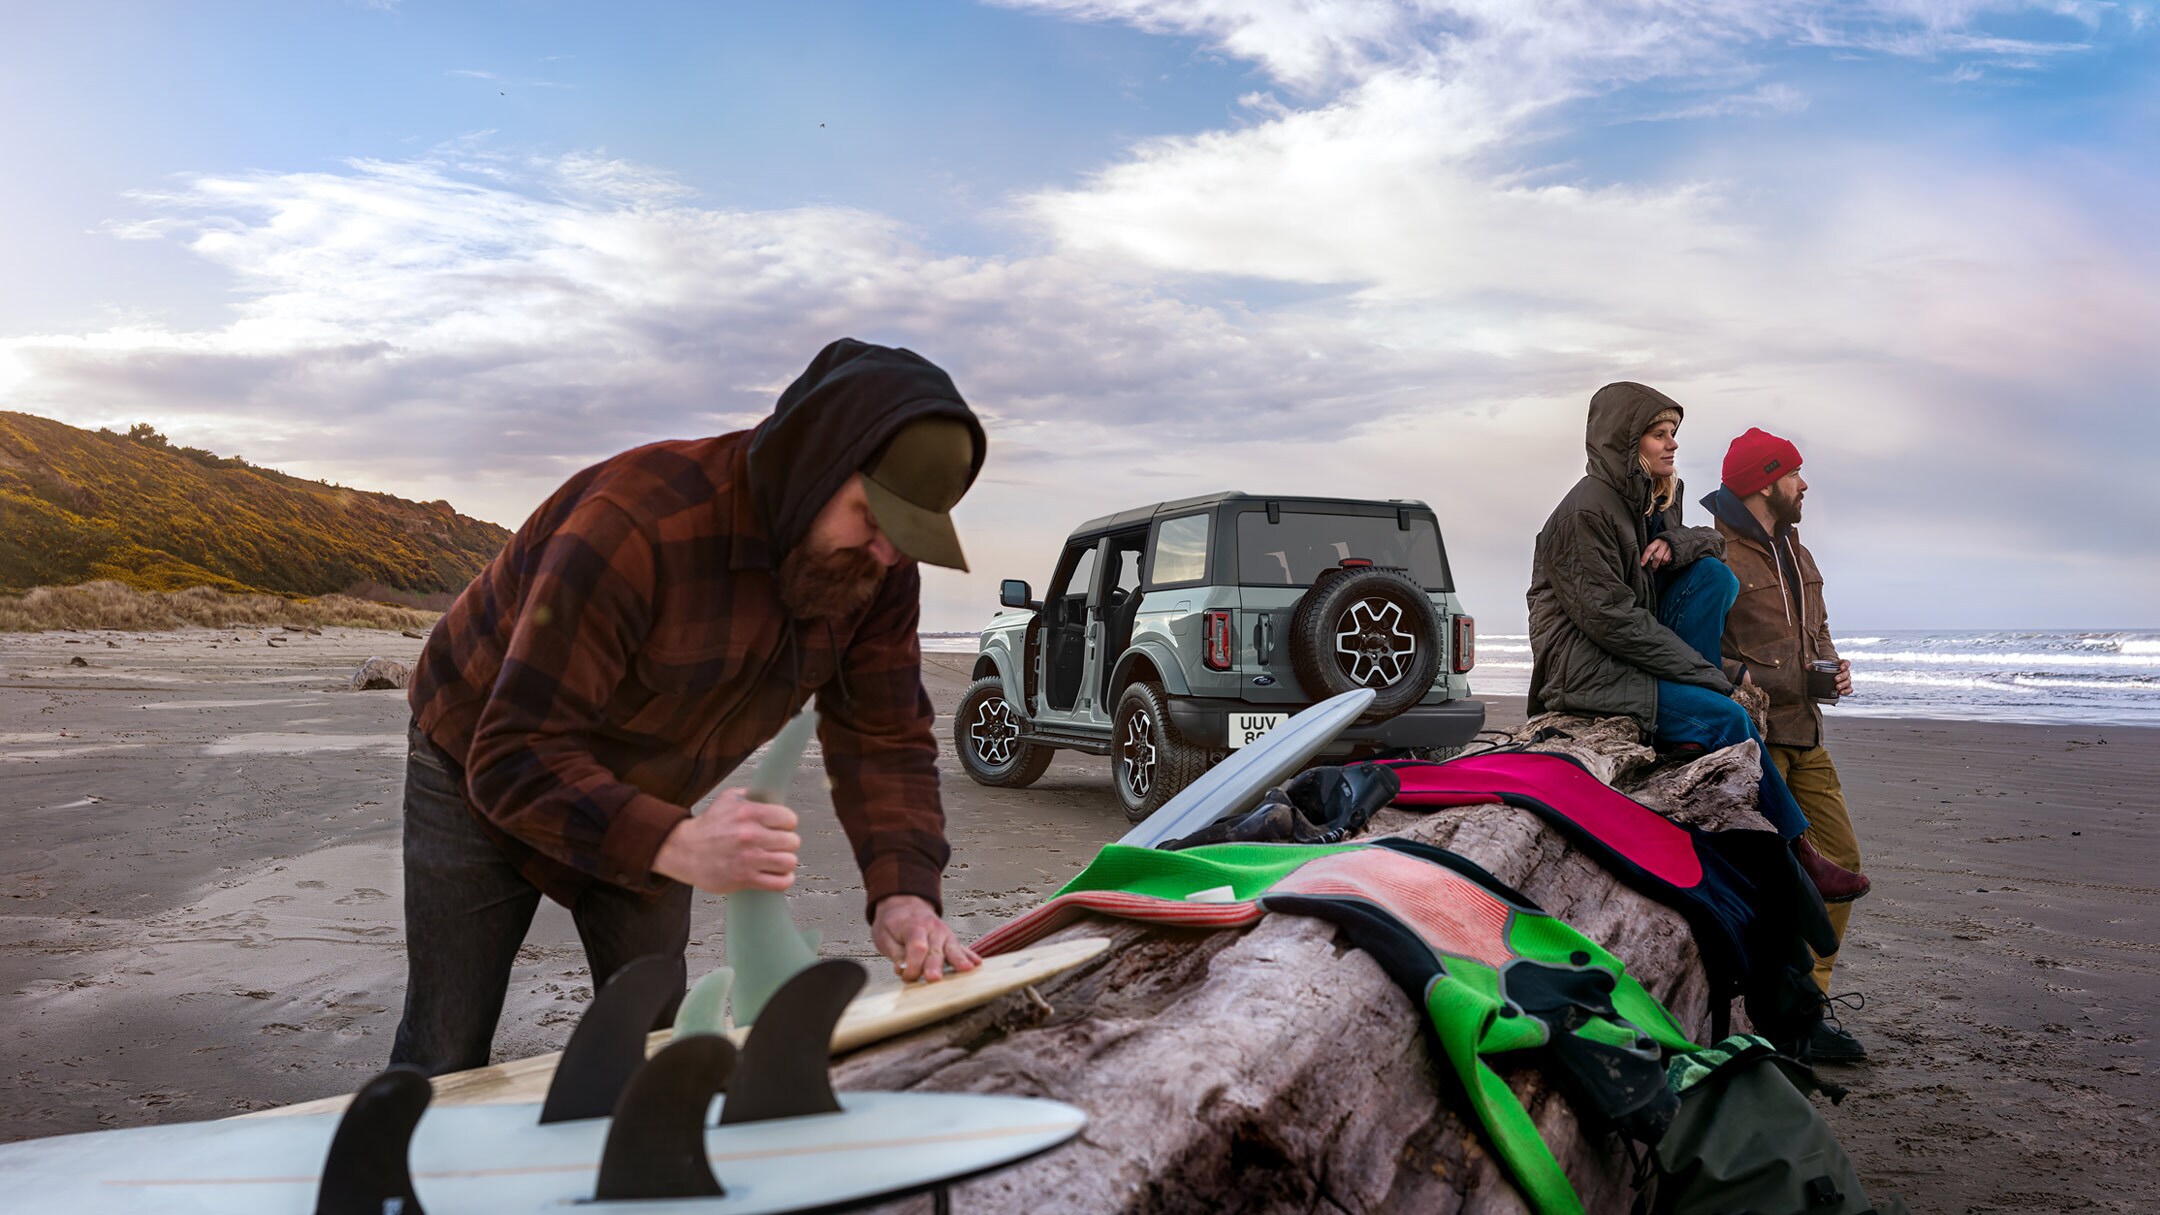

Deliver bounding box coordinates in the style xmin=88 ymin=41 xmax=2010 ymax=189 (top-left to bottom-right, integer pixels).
xmin=1769 ymin=484 xmax=1804 ymax=529
xmin=777 ymin=541 xmax=887 ymax=620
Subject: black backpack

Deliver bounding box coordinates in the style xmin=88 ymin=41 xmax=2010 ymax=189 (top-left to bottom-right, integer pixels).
xmin=1649 ymin=1035 xmax=1909 ymax=1215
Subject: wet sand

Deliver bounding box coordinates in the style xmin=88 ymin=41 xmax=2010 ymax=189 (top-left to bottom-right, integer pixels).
xmin=2 ymin=628 xmax=2153 ymax=1212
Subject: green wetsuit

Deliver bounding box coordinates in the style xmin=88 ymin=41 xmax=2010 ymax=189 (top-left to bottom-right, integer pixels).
xmin=978 ymin=840 xmax=1698 ymax=1215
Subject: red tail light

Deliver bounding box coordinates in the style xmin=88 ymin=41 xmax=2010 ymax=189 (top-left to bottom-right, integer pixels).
xmin=1451 ymin=615 xmax=1476 ymax=673
xmin=1203 ymin=609 xmax=1233 ymax=671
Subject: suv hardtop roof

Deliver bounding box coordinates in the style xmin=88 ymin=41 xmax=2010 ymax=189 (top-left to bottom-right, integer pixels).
xmin=1065 ymin=491 xmax=1437 ymax=541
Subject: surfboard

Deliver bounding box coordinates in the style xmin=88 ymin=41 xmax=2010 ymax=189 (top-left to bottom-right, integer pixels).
xmin=247 ymin=935 xmax=1109 ymax=1119
xmin=4 ymin=1090 xmax=1086 ymax=1214
xmin=1117 ymin=686 xmax=1376 ymax=850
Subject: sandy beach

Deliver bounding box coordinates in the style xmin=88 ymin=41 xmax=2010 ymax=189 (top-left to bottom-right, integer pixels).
xmin=1 ymin=627 xmax=2152 ymax=1212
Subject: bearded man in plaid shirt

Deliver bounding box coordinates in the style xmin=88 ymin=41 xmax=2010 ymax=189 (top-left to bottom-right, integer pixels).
xmin=391 ymin=338 xmax=986 ymax=1075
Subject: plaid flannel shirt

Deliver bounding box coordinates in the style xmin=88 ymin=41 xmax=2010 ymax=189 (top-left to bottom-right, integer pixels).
xmin=409 ymin=432 xmax=949 ymax=917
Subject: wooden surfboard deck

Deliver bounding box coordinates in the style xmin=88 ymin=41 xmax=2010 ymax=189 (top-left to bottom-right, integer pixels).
xmin=2 ymin=1090 xmax=1086 ymax=1214
xmin=248 ymin=935 xmax=1109 ymax=1119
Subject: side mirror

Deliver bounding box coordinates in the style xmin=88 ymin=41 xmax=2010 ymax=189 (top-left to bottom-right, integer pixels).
xmin=999 ymin=579 xmax=1039 ymax=611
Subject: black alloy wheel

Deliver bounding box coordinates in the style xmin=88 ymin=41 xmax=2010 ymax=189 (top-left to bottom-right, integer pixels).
xmin=953 ymin=675 xmax=1053 ymax=788
xmin=1110 ymin=680 xmax=1208 ymax=823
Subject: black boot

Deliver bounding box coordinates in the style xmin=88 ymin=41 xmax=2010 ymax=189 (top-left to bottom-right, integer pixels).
xmin=1809 ymin=1018 xmax=1869 ymax=1063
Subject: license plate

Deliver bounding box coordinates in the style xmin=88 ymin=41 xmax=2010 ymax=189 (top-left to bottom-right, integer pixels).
xmin=1226 ymin=712 xmax=1287 ymax=749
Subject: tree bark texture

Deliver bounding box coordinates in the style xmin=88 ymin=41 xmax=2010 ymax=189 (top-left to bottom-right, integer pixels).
xmin=837 ymin=714 xmax=1770 ymax=1214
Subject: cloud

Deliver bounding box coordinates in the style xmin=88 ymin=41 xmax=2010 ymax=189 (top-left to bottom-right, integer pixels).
xmin=4 ymin=1 xmax=2153 ymax=630
xmin=1632 ymin=81 xmax=1812 ymax=120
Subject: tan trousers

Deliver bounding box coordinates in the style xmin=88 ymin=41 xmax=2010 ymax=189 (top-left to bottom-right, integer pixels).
xmin=1772 ymin=744 xmax=1861 ymax=991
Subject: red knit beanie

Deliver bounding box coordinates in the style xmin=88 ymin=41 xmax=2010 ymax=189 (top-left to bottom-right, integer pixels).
xmin=1722 ymin=428 xmax=1802 ymax=497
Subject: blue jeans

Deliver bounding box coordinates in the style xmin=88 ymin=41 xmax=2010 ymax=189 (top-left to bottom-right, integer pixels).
xmin=1654 ymin=559 xmax=1809 ymax=839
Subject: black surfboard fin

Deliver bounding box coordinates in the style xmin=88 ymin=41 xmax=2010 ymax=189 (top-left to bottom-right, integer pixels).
xmin=718 ymin=957 xmax=866 ymax=1125
xmin=316 ymin=1065 xmax=431 ymax=1215
xmin=539 ymin=952 xmax=687 ymax=1124
xmin=593 ymin=1033 xmax=737 ymax=1201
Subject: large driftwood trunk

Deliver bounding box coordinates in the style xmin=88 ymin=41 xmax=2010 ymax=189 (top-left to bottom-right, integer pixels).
xmin=838 ymin=715 xmax=1774 ymax=1214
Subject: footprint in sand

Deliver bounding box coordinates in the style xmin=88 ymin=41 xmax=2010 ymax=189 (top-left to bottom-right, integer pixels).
xmin=295 ymin=880 xmax=327 ymax=889
xmin=334 ymin=888 xmax=387 ymax=905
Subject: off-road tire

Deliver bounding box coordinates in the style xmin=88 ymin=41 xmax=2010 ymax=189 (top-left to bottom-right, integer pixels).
xmin=954 ymin=675 xmax=1054 ymax=788
xmin=1287 ymin=566 xmax=1444 ymax=723
xmin=1111 ymin=680 xmax=1210 ymax=823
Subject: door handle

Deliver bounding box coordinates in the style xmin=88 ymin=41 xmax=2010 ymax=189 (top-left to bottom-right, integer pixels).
xmin=1254 ymin=614 xmax=1275 ymax=663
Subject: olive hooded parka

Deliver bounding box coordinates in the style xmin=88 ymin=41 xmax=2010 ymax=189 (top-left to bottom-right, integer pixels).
xmin=1526 ymin=382 xmax=1731 ymax=733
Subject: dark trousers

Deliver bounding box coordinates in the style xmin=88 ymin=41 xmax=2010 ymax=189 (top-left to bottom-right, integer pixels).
xmin=388 ymin=721 xmax=690 ymax=1076
xmin=1652 ymin=559 xmax=1810 ymax=840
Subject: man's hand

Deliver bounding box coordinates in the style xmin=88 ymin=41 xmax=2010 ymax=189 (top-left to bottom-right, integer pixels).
xmin=871 ymin=894 xmax=981 ymax=983
xmin=650 ymin=788 xmax=800 ymax=894
xmin=1640 ymin=538 xmax=1674 ymax=571
xmin=1836 ymin=659 xmax=1855 ymax=698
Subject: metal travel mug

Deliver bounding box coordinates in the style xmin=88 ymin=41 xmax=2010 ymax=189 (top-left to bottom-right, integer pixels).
xmin=1806 ymin=659 xmax=1841 ymax=703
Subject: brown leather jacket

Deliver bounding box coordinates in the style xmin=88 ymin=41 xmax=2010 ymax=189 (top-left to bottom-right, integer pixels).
xmin=1701 ymin=486 xmax=1838 ymax=749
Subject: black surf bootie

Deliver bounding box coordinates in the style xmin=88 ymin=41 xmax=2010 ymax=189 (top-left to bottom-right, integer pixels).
xmin=1281 ymin=764 xmax=1403 ymax=843
xmin=1161 ymin=789 xmax=1304 ymax=850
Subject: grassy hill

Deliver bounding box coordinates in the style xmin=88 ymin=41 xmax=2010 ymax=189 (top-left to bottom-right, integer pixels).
xmin=0 ymin=411 xmax=511 ymax=600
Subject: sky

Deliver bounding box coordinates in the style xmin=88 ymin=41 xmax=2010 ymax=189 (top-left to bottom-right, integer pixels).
xmin=2 ymin=0 xmax=2155 ymax=633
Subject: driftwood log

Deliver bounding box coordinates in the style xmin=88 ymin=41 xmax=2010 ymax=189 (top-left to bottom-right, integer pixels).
xmin=837 ymin=713 xmax=1774 ymax=1215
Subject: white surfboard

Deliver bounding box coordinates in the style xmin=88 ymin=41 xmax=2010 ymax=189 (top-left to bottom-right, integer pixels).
xmin=248 ymin=935 xmax=1110 ymax=1119
xmin=1117 ymin=686 xmax=1376 ymax=850
xmin=2 ymin=1090 xmax=1086 ymax=1214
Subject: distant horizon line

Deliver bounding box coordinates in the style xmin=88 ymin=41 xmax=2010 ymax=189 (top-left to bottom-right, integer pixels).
xmin=916 ymin=626 xmax=2160 ymax=636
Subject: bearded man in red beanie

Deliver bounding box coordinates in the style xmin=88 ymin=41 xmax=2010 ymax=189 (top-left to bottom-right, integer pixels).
xmin=1700 ymin=428 xmax=1871 ymax=1063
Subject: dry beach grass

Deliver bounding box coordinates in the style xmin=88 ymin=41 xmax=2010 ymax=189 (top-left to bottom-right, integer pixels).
xmin=0 ymin=628 xmax=2151 ymax=1212
xmin=0 ymin=580 xmax=438 ymax=633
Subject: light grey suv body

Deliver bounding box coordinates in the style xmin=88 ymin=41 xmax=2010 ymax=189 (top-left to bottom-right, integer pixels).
xmin=956 ymin=492 xmax=1483 ymax=820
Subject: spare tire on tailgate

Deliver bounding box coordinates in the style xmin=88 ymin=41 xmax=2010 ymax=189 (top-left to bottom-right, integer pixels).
xmin=1287 ymin=565 xmax=1443 ymax=722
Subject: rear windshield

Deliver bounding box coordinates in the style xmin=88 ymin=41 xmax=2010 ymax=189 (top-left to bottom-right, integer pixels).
xmin=1236 ymin=510 xmax=1452 ymax=590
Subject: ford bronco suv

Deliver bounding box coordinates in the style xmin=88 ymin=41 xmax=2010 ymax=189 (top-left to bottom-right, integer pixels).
xmin=956 ymin=492 xmax=1482 ymax=820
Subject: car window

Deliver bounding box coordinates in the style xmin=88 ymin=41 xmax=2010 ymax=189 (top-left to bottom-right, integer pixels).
xmin=1052 ymin=543 xmax=1098 ymax=608
xmin=1148 ymin=513 xmax=1209 ymax=587
xmin=1236 ymin=510 xmax=1452 ymax=590
xmin=1111 ymin=538 xmax=1144 ymax=595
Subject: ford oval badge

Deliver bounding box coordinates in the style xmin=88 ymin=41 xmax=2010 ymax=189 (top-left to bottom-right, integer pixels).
xmin=1252 ymin=674 xmax=1276 ymax=686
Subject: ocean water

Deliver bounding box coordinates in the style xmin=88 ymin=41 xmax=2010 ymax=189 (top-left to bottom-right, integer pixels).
xmin=1472 ymin=630 xmax=2160 ymax=728
xmin=924 ymin=629 xmax=2160 ymax=727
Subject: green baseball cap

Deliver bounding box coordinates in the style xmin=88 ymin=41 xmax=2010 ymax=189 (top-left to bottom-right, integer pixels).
xmin=861 ymin=417 xmax=976 ymax=571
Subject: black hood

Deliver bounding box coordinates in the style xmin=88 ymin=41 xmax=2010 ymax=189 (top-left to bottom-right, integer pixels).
xmin=1701 ymin=485 xmax=1775 ymax=544
xmin=746 ymin=338 xmax=985 ymax=559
